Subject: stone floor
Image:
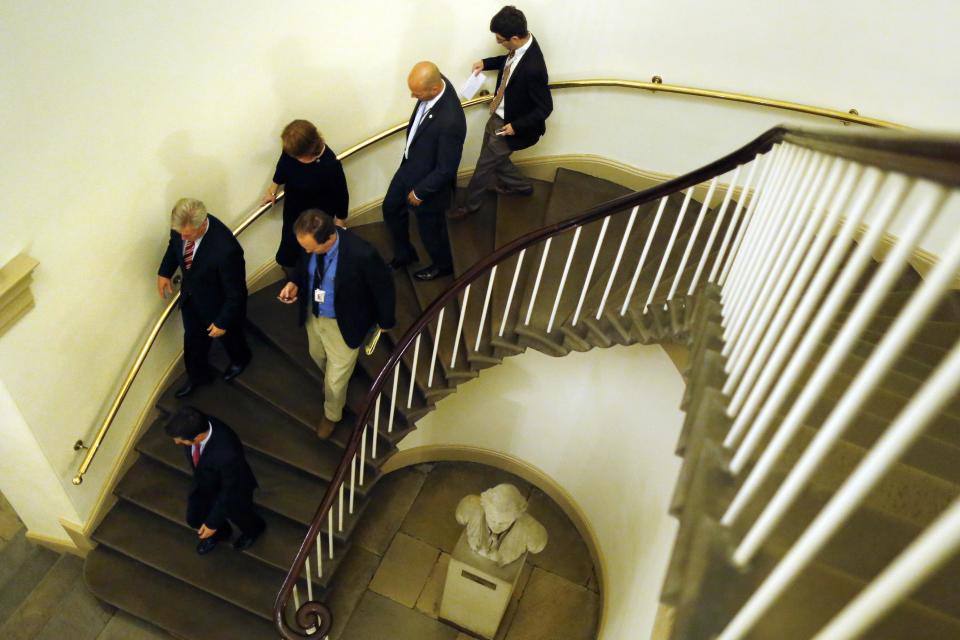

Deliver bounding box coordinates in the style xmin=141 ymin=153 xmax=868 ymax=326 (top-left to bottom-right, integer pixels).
xmin=330 ymin=461 xmax=602 ymax=640
xmin=0 ymin=462 xmax=601 ymax=640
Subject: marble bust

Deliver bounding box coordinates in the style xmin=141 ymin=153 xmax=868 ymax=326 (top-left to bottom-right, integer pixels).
xmin=455 ymin=483 xmax=548 ymax=566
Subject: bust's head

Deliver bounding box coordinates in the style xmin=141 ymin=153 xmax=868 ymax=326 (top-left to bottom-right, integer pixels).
xmin=480 ymin=484 xmax=527 ymax=534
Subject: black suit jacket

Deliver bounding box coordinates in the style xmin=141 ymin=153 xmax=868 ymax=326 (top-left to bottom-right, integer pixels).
xmin=395 ymin=76 xmax=467 ymax=212
xmin=158 ymin=214 xmax=248 ymax=329
xmin=181 ymin=417 xmax=258 ymax=531
xmin=483 ymin=37 xmax=553 ymax=151
xmin=291 ymin=229 xmax=396 ymax=349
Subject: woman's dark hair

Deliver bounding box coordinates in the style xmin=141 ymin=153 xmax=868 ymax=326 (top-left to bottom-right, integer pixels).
xmin=281 ymin=119 xmax=324 ymax=158
xmin=490 ymin=6 xmax=527 ymax=40
xmin=293 ymin=209 xmax=337 ymax=244
xmin=164 ymin=407 xmax=210 ymax=440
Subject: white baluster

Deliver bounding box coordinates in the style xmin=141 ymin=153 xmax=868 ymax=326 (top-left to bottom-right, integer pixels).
xmin=689 ymin=166 xmax=741 ymax=294
xmin=387 ymin=366 xmax=398 ymax=438
xmin=500 ymin=253 xmax=524 ymax=336
xmin=349 ymin=455 xmax=356 ymax=515
xmin=305 ymin=551 xmax=314 ymax=601
xmin=451 ymin=284 xmax=470 ymax=368
xmin=476 ymin=266 xmax=497 ymax=349
xmin=360 ymin=425 xmax=367 ymax=486
xmin=316 ymin=533 xmax=323 ymax=576
xmin=547 ymin=226 xmax=582 ymax=333
xmin=667 ymin=177 xmax=718 ymax=301
xmin=709 ymin=157 xmax=761 ymax=284
xmin=327 ymin=510 xmax=333 ymax=558
xmin=644 ymin=189 xmax=693 ymax=313
xmin=718 ymin=339 xmax=960 ymax=640
xmin=407 ymin=333 xmax=421 ymax=409
xmin=427 ymin=308 xmax=444 ymax=387
xmin=596 ymin=205 xmax=639 ymax=319
xmin=620 ymin=197 xmax=667 ymax=315
xmin=338 ymin=482 xmax=344 ymax=532
xmin=293 ymin=583 xmax=301 ymax=612
xmin=525 ymin=239 xmax=553 ymax=325
xmin=573 ymin=216 xmax=611 ymax=325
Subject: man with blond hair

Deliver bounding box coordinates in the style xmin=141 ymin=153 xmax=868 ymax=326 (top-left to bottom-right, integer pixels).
xmin=158 ymin=198 xmax=251 ymax=398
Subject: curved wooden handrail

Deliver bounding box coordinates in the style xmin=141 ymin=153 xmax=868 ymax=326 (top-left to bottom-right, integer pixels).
xmin=73 ymin=80 xmax=906 ymax=487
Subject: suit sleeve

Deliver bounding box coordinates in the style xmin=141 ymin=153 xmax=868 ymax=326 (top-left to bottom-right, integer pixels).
xmin=362 ymin=250 xmax=396 ymax=330
xmin=213 ymin=243 xmax=247 ymax=328
xmin=331 ymin=160 xmax=350 ymax=220
xmin=203 ymin=455 xmax=248 ymax=530
xmin=483 ymin=55 xmax=507 ymax=71
xmin=412 ymin=112 xmax=466 ymax=199
xmin=509 ymin=66 xmax=553 ymax=135
xmin=158 ymin=232 xmax=180 ymax=278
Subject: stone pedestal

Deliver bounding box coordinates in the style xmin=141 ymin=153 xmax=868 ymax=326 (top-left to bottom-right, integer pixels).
xmin=439 ymin=530 xmax=527 ymax=639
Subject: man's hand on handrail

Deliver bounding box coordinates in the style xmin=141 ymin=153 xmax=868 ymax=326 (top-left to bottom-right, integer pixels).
xmin=157 ymin=275 xmax=174 ymax=299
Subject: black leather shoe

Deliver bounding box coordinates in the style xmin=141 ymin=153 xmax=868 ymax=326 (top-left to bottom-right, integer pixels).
xmin=447 ymin=206 xmax=474 ymax=220
xmin=494 ymin=184 xmax=534 ymax=196
xmin=389 ymin=255 xmax=417 ymax=270
xmin=196 ymin=538 xmax=218 ymax=555
xmin=414 ymin=265 xmax=454 ymax=281
xmin=233 ymin=530 xmax=263 ymax=552
xmin=174 ymin=382 xmax=196 ymax=398
xmin=223 ymin=361 xmax=248 ymax=382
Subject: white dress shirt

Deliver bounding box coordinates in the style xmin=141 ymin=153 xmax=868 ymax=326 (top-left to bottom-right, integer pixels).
xmin=194 ymin=420 xmax=214 ymax=462
xmin=181 ymin=218 xmax=210 ymax=261
xmin=405 ymin=80 xmax=446 ymax=159
xmin=496 ymin=35 xmax=534 ymax=120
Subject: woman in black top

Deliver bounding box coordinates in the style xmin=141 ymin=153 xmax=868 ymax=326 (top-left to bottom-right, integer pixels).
xmin=262 ymin=120 xmax=349 ymax=276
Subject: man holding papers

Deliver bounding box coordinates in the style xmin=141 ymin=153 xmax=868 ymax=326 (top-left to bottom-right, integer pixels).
xmin=450 ymin=6 xmax=553 ymax=220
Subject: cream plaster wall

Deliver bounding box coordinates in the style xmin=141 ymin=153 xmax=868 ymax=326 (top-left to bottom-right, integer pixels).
xmin=399 ymin=344 xmax=687 ymax=640
xmin=0 ymin=0 xmax=957 ymax=531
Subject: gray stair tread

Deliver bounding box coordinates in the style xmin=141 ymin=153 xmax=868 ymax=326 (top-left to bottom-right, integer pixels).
xmin=0 ymin=533 xmax=59 ymax=624
xmin=136 ymin=422 xmax=369 ymax=537
xmin=115 ymin=456 xmax=348 ymax=586
xmin=0 ymin=555 xmax=83 ymax=639
xmin=155 ymin=380 xmax=382 ymax=487
xmin=85 ymin=547 xmax=276 ymax=639
xmin=93 ymin=502 xmax=289 ymax=619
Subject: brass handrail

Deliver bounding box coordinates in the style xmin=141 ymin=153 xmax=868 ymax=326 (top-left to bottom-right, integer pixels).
xmin=72 ymin=77 xmax=905 ymax=485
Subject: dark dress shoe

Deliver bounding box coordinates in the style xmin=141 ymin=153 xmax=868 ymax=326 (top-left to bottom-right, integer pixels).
xmin=316 ymin=416 xmax=337 ymax=439
xmin=233 ymin=530 xmax=263 ymax=552
xmin=196 ymin=538 xmax=218 ymax=555
xmin=222 ymin=361 xmax=248 ymax=382
xmin=414 ymin=265 xmax=454 ymax=281
xmin=389 ymin=255 xmax=417 ymax=270
xmin=494 ymin=184 xmax=534 ymax=196
xmin=174 ymin=382 xmax=196 ymax=398
xmin=447 ymin=206 xmax=474 ymax=220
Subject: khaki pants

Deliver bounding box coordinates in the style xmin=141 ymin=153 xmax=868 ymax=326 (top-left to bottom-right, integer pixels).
xmin=305 ymin=315 xmax=359 ymax=422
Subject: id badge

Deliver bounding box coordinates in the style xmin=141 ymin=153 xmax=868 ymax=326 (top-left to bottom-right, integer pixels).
xmin=314 ymin=289 xmax=325 ymax=304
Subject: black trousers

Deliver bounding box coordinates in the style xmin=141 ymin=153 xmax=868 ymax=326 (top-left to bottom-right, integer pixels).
xmin=181 ymin=301 xmax=251 ymax=384
xmin=382 ymin=173 xmax=453 ymax=269
xmin=186 ymin=487 xmax=265 ymax=539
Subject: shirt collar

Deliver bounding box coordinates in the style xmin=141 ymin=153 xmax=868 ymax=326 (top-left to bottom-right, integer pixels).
xmin=512 ymin=34 xmax=534 ymax=59
xmin=421 ymin=79 xmax=446 ymax=113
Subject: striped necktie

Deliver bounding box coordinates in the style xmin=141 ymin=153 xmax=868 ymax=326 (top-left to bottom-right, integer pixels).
xmin=192 ymin=444 xmax=200 ymax=467
xmin=489 ymin=50 xmax=516 ymax=114
xmin=184 ymin=240 xmax=196 ymax=270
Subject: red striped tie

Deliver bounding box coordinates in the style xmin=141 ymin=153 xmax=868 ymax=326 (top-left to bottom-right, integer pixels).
xmin=192 ymin=444 xmax=200 ymax=467
xmin=183 ymin=240 xmax=195 ymax=270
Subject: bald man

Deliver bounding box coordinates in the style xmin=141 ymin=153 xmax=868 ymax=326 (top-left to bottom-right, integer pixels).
xmin=382 ymin=62 xmax=467 ymax=281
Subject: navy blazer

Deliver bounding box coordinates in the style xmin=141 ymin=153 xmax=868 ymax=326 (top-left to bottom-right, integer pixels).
xmin=158 ymin=214 xmax=248 ymax=329
xmin=290 ymin=228 xmax=396 ymax=349
xmin=395 ymin=76 xmax=467 ymax=212
xmin=483 ymin=38 xmax=553 ymax=151
xmin=181 ymin=417 xmax=258 ymax=531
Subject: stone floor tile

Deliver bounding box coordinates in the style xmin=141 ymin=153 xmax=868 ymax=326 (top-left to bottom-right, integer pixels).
xmin=340 ymin=591 xmax=459 ymax=640
xmin=35 ymin=579 xmax=115 ymax=640
xmin=524 ymin=489 xmax=594 ymax=586
xmin=456 ymin=634 xmax=474 ymax=640
xmin=95 ymin=611 xmax=172 ymax=639
xmin=0 ymin=555 xmax=84 ymax=640
xmin=513 ymin=562 xmax=534 ymax=601
xmin=369 ymin=532 xmax=440 ymax=608
xmin=402 ymin=462 xmax=530 ymax=553
xmin=352 ymin=468 xmax=427 ymax=556
xmin=504 ymin=568 xmax=600 ymax=640
xmin=324 ymin=545 xmax=383 ymax=640
xmin=414 ymin=552 xmax=451 ymax=618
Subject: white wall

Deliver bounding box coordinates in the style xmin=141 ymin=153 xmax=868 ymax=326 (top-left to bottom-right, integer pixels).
xmin=0 ymin=0 xmax=956 ymax=528
xmin=399 ymin=344 xmax=686 ymax=640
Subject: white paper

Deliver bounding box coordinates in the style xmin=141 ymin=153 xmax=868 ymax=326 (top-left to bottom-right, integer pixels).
xmin=459 ymin=71 xmax=484 ymax=100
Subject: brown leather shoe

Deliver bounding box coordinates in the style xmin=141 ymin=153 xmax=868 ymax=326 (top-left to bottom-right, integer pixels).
xmin=447 ymin=206 xmax=474 ymax=220
xmin=316 ymin=416 xmax=337 ymax=439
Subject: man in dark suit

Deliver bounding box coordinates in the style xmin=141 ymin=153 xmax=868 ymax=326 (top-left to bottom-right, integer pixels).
xmin=450 ymin=5 xmax=553 ymax=219
xmin=158 ymin=198 xmax=252 ymax=398
xmin=165 ymin=406 xmax=265 ymax=555
xmin=277 ymin=209 xmax=396 ymax=437
xmin=383 ymin=61 xmax=467 ymax=281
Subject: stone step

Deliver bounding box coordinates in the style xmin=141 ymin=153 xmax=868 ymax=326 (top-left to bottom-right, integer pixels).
xmin=115 ymin=456 xmax=349 ymax=587
xmin=85 ymin=547 xmax=276 ymax=639
xmin=136 ymin=421 xmax=369 ymax=540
